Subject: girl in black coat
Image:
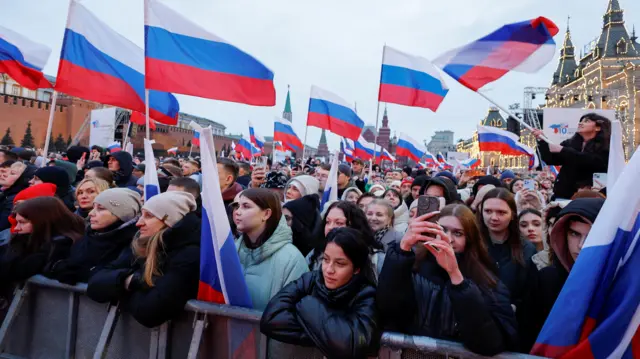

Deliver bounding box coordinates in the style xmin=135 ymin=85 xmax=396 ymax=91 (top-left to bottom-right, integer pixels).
xmin=87 ymin=191 xmax=199 ymax=328
xmin=0 ymin=197 xmax=84 ymax=295
xmin=533 ymin=112 xmax=611 ymax=200
xmin=377 ymin=204 xmax=518 ymax=356
xmin=45 ymin=188 xmax=142 ymax=284
xmin=261 ymin=227 xmax=381 ymax=359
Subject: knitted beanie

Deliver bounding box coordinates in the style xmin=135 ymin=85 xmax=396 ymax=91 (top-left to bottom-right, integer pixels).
xmin=13 ymin=183 xmax=57 ymax=204
xmin=94 ymin=188 xmax=142 ymax=222
xmin=142 ymin=191 xmax=196 ymax=227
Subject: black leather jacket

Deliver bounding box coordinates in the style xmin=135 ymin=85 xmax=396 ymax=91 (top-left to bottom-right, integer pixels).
xmin=377 ymin=243 xmax=519 ymax=356
xmin=260 ymin=270 xmax=381 ymax=359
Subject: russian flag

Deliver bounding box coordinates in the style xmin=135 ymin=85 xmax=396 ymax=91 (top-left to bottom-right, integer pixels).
xmin=167 ymin=147 xmax=178 ymax=155
xmin=532 ymin=149 xmax=640 ymax=359
xmin=542 ymin=160 xmax=560 ymax=177
xmin=375 ymin=145 xmax=396 ymax=163
xmin=321 ymin=152 xmax=339 ymax=211
xmin=274 ymin=141 xmax=285 ymax=152
xmin=248 ymin=120 xmax=264 ymax=150
xmin=353 ymin=135 xmax=376 ymax=160
xmin=130 ymin=111 xmax=156 ymax=130
xmin=0 ymin=25 xmax=52 ymax=90
xmin=307 ymin=86 xmax=364 ymax=141
xmin=57 ymin=1 xmax=179 ymax=125
xmin=477 ymin=125 xmax=535 ymax=158
xmin=192 ymin=131 xmax=200 ymax=146
xmin=424 ymin=151 xmax=438 ymax=166
xmin=143 ymin=138 xmax=160 ymax=201
xmin=379 ymin=45 xmax=448 ymax=111
xmin=250 ymin=142 xmax=261 ymax=157
xmin=274 ymin=117 xmax=302 ymax=152
xmin=341 ymin=138 xmax=354 ymax=162
xmin=460 ymin=158 xmax=481 ymax=169
xmin=145 ymin=0 xmax=275 ymax=106
xmin=107 ymin=141 xmax=122 ymax=153
xmin=436 ymin=152 xmax=447 ymax=163
xmin=396 ymin=133 xmax=427 ymax=163
xmin=434 ymin=17 xmax=559 ymax=91
xmin=235 ymin=137 xmax=253 ymax=159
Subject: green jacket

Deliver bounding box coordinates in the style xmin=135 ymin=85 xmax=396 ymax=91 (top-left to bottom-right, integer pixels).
xmin=235 ymin=216 xmax=308 ymax=311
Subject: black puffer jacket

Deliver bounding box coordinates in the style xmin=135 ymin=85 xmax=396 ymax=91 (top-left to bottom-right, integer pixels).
xmin=44 ymin=218 xmax=139 ymax=284
xmin=86 ymin=212 xmax=200 ymax=328
xmin=283 ymin=194 xmax=322 ymax=256
xmin=377 ymin=243 xmax=518 ymax=356
xmin=537 ymin=135 xmax=608 ymax=200
xmin=0 ymin=164 xmax=37 ymax=231
xmin=260 ymin=270 xmax=380 ymax=359
xmin=485 ymin=238 xmax=537 ymax=309
xmin=105 ymin=151 xmax=138 ymax=189
xmin=419 ymin=176 xmax=460 ymax=204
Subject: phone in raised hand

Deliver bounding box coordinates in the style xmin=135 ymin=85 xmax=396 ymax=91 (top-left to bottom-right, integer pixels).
xmin=416 ymin=195 xmax=441 ymax=251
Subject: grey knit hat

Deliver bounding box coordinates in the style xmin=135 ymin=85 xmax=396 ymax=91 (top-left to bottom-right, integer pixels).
xmin=93 ymin=188 xmax=142 ymax=222
xmin=142 ymin=191 xmax=196 ymax=227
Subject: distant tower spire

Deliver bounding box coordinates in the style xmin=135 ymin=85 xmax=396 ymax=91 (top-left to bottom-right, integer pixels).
xmin=632 ymin=25 xmax=638 ymax=43
xmin=382 ymin=104 xmax=389 ymax=128
xmin=551 ymin=18 xmax=578 ymax=85
xmin=317 ymin=129 xmax=329 ymax=157
xmin=283 ymin=84 xmax=292 ymax=122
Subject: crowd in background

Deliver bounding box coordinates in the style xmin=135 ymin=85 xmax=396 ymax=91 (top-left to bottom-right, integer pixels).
xmin=0 ymin=113 xmax=612 ymax=358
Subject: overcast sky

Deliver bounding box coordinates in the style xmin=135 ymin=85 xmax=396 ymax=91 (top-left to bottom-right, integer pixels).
xmin=3 ymin=0 xmax=639 ymax=151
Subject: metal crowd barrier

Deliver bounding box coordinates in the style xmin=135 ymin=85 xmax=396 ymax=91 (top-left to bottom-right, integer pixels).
xmin=0 ymin=276 xmax=547 ymax=359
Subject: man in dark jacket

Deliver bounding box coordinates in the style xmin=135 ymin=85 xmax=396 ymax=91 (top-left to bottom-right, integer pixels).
xmin=217 ymin=158 xmax=243 ymax=209
xmin=419 ymin=177 xmax=460 ymax=205
xmin=236 ymin=161 xmax=251 ymax=188
xmin=105 ymin=151 xmax=138 ymax=189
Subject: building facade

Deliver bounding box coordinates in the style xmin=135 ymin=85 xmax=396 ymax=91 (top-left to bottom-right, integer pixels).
xmin=426 ymin=130 xmax=456 ymax=155
xmin=316 ymin=129 xmax=329 ymax=157
xmin=546 ymin=0 xmax=640 ymax=156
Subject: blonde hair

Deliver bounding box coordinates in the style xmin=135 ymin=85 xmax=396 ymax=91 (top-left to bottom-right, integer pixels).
xmin=131 ymin=227 xmax=168 ymax=287
xmin=10 ymin=162 xmax=26 ymax=173
xmin=75 ymin=178 xmax=110 ymax=198
xmin=366 ymin=198 xmax=395 ymax=226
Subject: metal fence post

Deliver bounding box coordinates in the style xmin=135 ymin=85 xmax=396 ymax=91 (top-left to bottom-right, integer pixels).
xmin=149 ymin=322 xmax=169 ymax=359
xmin=65 ymin=292 xmax=79 ymax=359
xmin=92 ymin=304 xmax=119 ymax=359
xmin=186 ymin=313 xmax=207 ymax=359
xmin=0 ymin=286 xmax=28 ymax=351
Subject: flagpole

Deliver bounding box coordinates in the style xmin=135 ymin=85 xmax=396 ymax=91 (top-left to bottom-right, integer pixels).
xmin=271 ymin=138 xmax=276 ymax=164
xmin=301 ymin=122 xmax=309 ymax=161
xmin=144 ymin=89 xmax=151 ymax=140
xmin=188 ymin=143 xmax=193 ymax=158
xmin=42 ymin=91 xmax=59 ymax=162
xmin=122 ymin=117 xmax=132 ymax=151
xmin=372 ymin=44 xmax=386 ymax=165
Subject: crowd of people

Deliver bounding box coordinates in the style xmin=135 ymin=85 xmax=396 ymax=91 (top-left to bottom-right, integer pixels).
xmin=0 ymin=113 xmax=613 ymax=358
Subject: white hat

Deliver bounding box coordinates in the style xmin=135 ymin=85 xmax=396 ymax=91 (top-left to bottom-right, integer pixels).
xmin=142 ymin=191 xmax=196 ymax=227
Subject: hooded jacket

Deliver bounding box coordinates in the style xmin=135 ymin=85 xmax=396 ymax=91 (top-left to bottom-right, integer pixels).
xmin=393 ymin=202 xmax=410 ymax=233
xmin=537 ymin=135 xmax=609 ymax=200
xmin=283 ymin=194 xmax=322 ymax=256
xmin=0 ymin=164 xmax=37 ymax=231
xmin=34 ymin=166 xmax=76 ymax=212
xmin=340 ymin=186 xmax=362 ymax=202
xmin=472 ymin=176 xmax=503 ymax=197
xmin=419 ymin=177 xmax=459 ymax=205
xmin=377 ymin=243 xmax=518 ymax=356
xmin=235 ymin=216 xmax=309 ymax=311
xmin=87 ymin=212 xmax=200 ymax=328
xmin=45 ymin=218 xmax=139 ymax=284
xmin=284 ymin=175 xmax=319 ymax=202
xmin=261 ymin=271 xmax=380 ymax=359
xmin=106 ymin=151 xmax=138 ymax=189
xmin=405 ymin=175 xmax=429 ymax=208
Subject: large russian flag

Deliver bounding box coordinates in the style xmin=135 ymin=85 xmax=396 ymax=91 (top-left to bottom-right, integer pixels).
xmin=57 ymin=1 xmax=179 ymax=125
xmin=143 ymin=138 xmax=160 ymax=201
xmin=191 ymin=122 xmax=253 ymax=307
xmin=434 ymin=17 xmax=559 ymax=91
xmin=353 ymin=135 xmax=375 ymax=160
xmin=145 ymin=0 xmax=275 ymax=106
xmin=0 ymin=25 xmax=52 ymax=90
xmin=396 ymin=133 xmax=427 ymax=163
xmin=235 ymin=137 xmax=253 ymax=159
xmin=379 ymin=46 xmax=448 ymax=111
xmin=274 ymin=117 xmax=302 ymax=152
xmin=248 ymin=120 xmax=265 ymax=150
xmin=375 ymin=145 xmax=395 ymax=163
xmin=532 ymin=149 xmax=640 ymax=359
xmin=307 ymin=86 xmax=364 ymax=141
xmin=477 ymin=125 xmax=535 ymax=157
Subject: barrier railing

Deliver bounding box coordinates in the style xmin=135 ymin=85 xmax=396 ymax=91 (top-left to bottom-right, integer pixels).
xmin=0 ymin=276 xmax=547 ymax=359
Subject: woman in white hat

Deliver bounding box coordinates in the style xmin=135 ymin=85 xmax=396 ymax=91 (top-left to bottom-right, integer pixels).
xmin=87 ymin=191 xmax=200 ymax=328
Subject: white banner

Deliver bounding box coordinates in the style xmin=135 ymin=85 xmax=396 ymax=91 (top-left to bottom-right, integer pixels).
xmin=89 ymin=108 xmax=116 ymax=148
xmin=447 ymin=152 xmax=470 ymax=162
xmin=542 ymin=108 xmax=616 ymax=144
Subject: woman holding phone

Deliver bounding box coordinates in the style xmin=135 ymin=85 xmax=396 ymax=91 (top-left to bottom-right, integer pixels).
xmin=377 ymin=204 xmax=517 ymax=355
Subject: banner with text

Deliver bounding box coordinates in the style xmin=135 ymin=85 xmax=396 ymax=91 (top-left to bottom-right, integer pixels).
xmin=89 ymin=108 xmax=116 ymax=148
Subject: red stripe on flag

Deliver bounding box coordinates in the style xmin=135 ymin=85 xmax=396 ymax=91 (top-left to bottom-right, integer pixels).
xmin=0 ymin=60 xmax=52 ymax=90
xmin=457 ymin=66 xmax=508 ymax=91
xmin=378 ymin=83 xmax=445 ymax=111
xmin=307 ymin=112 xmax=362 ymax=141
xmin=197 ymin=281 xmax=225 ymax=303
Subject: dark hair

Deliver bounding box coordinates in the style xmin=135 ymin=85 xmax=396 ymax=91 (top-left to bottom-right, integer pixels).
xmin=576 ymin=113 xmax=611 ymax=152
xmin=18 ymin=150 xmax=36 ymax=162
xmin=239 ymin=188 xmax=281 ymax=249
xmin=322 ymin=227 xmax=370 ymax=273
xmin=440 ymin=204 xmax=497 ymax=288
xmin=518 ymin=208 xmax=542 ymax=221
xmin=160 ymin=164 xmax=183 ymax=178
xmin=476 ymin=187 xmax=525 ymax=265
xmin=0 ymin=159 xmax=16 ymax=168
xmin=237 ymin=161 xmax=250 ymax=173
xmin=162 ymin=158 xmax=180 ymax=167
xmin=319 ymin=163 xmax=331 ymax=171
xmin=218 ymin=158 xmax=239 ymax=181
xmin=509 ymin=178 xmax=524 ymax=193
xmin=169 ymin=177 xmax=200 ymax=200
xmin=0 ymin=149 xmax=18 ymax=162
xmin=356 ymin=192 xmax=377 ymax=205
xmin=382 ymin=188 xmax=402 ymax=209
xmin=566 ymin=215 xmax=589 ymax=225
xmin=322 ymin=201 xmax=380 ymax=251
xmin=87 ymin=167 xmax=116 ymax=187
xmin=12 ymin=197 xmax=85 ymax=255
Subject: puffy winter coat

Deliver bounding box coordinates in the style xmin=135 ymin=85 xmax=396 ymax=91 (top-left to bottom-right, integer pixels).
xmin=86 ymin=212 xmax=200 ymax=328
xmin=393 ymin=202 xmax=410 ymax=233
xmin=537 ymin=135 xmax=608 ymax=200
xmin=283 ymin=194 xmax=323 ymax=256
xmin=45 ymin=218 xmax=139 ymax=284
xmin=377 ymin=243 xmax=518 ymax=356
xmin=261 ymin=270 xmax=381 ymax=359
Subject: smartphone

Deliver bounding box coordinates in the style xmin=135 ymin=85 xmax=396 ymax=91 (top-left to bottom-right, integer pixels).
xmin=417 ymin=196 xmax=441 ymax=251
xmin=523 ymin=179 xmax=536 ymax=191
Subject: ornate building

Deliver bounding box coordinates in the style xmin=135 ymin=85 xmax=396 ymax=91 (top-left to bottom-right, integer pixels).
xmin=426 ymin=130 xmax=456 ymax=155
xmin=282 ymin=85 xmax=292 ymax=122
xmin=546 ymin=0 xmax=640 ymax=156
xmin=377 ymin=106 xmax=391 ymax=150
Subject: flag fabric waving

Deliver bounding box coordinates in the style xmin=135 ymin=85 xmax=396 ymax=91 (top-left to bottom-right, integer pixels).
xmin=143 ymin=138 xmax=160 ymax=201
xmin=460 ymin=158 xmax=481 ymax=169
xmin=107 ymin=141 xmax=122 ymax=153
xmin=167 ymin=147 xmax=178 ymax=155
xmin=341 ymin=138 xmax=354 ymax=162
xmin=130 ymin=111 xmax=157 ymax=130
xmin=375 ymin=145 xmax=396 ymax=163
xmin=274 ymin=117 xmax=302 ymax=152
xmin=0 ymin=25 xmax=52 ymax=90
xmin=424 ymin=151 xmax=438 ymax=166
xmin=396 ymin=133 xmax=427 ymax=163
xmin=57 ymin=1 xmax=179 ymax=125
xmin=532 ymin=148 xmax=640 ymax=359
xmin=434 ymin=17 xmax=559 ymax=91
xmin=235 ymin=137 xmax=253 ymax=159
xmin=379 ymin=45 xmax=448 ymax=111
xmin=248 ymin=120 xmax=265 ymax=150
xmin=192 ymin=131 xmax=200 ymax=146
xmin=307 ymin=86 xmax=364 ymax=141
xmin=436 ymin=152 xmax=447 ymax=163
xmin=321 ymin=152 xmax=339 ymax=210
xmin=145 ymin=0 xmax=275 ymax=106
xmin=353 ymin=135 xmax=376 ymax=160
xmin=607 ymin=120 xmax=626 ymax=190
xmin=477 ymin=125 xmax=536 ymax=157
